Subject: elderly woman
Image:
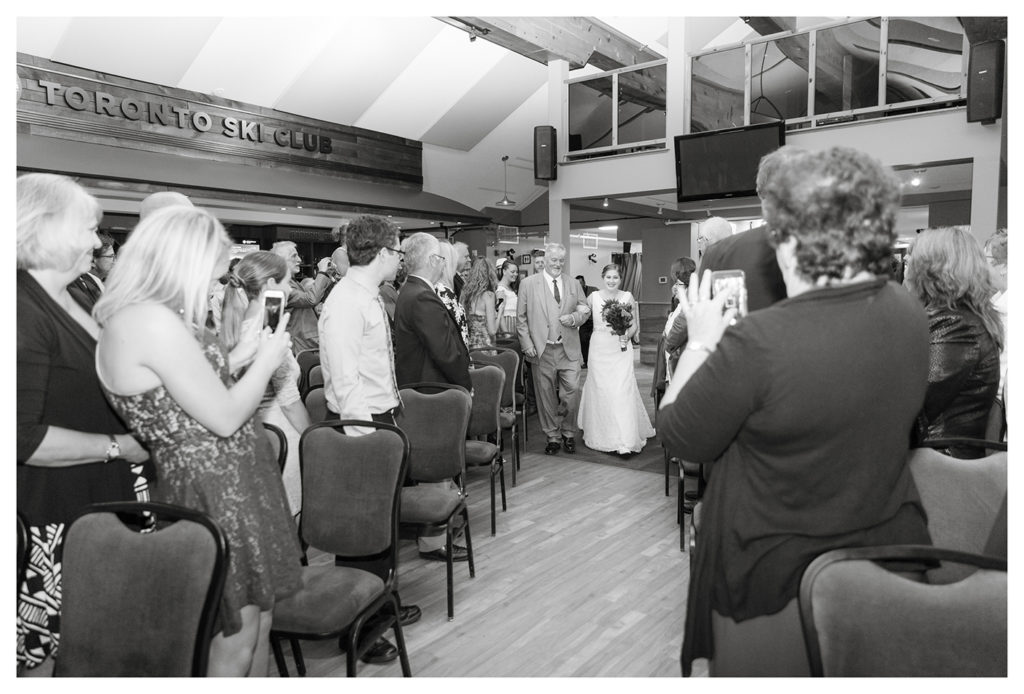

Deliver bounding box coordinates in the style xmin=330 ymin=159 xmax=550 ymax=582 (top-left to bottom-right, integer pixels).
xmin=434 ymin=242 xmax=469 ymax=345
xmin=658 ymin=147 xmax=933 ymax=676
xmin=16 ymin=174 xmax=152 ymax=673
xmin=905 ymin=226 xmax=1002 ymax=457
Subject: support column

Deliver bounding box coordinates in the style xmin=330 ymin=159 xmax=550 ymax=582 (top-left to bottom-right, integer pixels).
xmin=546 ymin=59 xmax=572 ymax=272
xmin=970 ymin=134 xmax=1003 ymax=243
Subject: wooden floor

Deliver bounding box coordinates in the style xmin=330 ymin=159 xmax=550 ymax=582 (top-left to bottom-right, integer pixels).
xmin=274 ymin=362 xmax=708 ymax=677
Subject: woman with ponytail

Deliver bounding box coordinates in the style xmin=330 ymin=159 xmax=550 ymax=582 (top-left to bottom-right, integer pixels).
xmin=220 ymin=251 xmax=310 ymax=514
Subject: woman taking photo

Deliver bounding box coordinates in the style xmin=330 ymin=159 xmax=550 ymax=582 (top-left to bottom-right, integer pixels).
xmin=659 ymin=146 xmax=932 ymax=676
xmin=17 ymin=174 xmax=152 ymax=674
xmin=461 ymin=258 xmax=500 ymax=348
xmin=577 ymin=263 xmax=655 ymax=456
xmin=94 ymin=206 xmax=301 ymax=676
xmin=220 ymin=251 xmax=311 ymax=514
xmin=904 ymin=226 xmax=1002 ymax=457
xmin=495 ymin=259 xmax=519 ymax=338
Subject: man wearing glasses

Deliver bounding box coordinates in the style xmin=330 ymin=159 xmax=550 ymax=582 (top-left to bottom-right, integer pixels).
xmin=68 ymin=231 xmax=116 ymax=311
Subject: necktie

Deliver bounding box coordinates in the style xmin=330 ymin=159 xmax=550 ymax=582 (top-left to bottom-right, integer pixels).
xmin=376 ymin=294 xmax=403 ymax=412
xmin=552 ymin=277 xmax=561 ymax=305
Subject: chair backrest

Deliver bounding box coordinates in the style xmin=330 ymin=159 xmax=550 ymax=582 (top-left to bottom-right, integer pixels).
xmin=469 ymin=347 xmax=518 ymax=408
xmin=467 ymin=364 xmax=504 ymax=438
xmin=985 ymin=396 xmax=1006 ymax=442
xmin=55 ymin=501 xmax=228 ymax=677
xmin=307 ymin=364 xmax=324 ymax=391
xmin=299 ymin=421 xmax=408 ymax=568
xmin=908 ymin=447 xmax=1007 ymax=577
xmin=396 ymin=385 xmax=472 ymax=483
xmin=303 ymin=385 xmax=328 ymax=423
xmin=799 ymin=545 xmax=1007 ymax=676
xmin=262 ymin=421 xmax=288 ymax=473
xmin=295 ymin=348 xmax=320 ymax=391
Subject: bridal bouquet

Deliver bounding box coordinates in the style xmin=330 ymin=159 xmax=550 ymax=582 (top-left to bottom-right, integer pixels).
xmin=601 ymin=299 xmax=634 ymax=351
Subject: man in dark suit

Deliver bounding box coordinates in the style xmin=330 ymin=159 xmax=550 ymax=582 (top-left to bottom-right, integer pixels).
xmin=394 ymin=231 xmax=471 ymax=564
xmin=698 ymin=225 xmax=787 ymax=313
xmin=394 ymin=233 xmax=471 ymax=391
xmin=68 ymin=232 xmax=116 ymax=312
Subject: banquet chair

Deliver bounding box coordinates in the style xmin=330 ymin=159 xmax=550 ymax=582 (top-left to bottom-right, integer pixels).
xmin=270 ymin=420 xmax=412 ymax=677
xmin=494 ymin=336 xmax=529 ymax=448
xmin=303 ymin=385 xmax=329 ymax=423
xmin=306 ymin=364 xmax=324 ymax=393
xmin=396 ymin=383 xmax=475 ymax=620
xmin=799 ymin=544 xmax=1007 ymax=676
xmin=295 ymin=348 xmax=320 ymax=394
xmin=466 ymin=363 xmax=507 ymax=535
xmin=54 ymin=501 xmax=228 ymax=677
xmin=469 ymin=346 xmax=521 ymax=485
xmin=263 ymin=421 xmax=288 ymax=473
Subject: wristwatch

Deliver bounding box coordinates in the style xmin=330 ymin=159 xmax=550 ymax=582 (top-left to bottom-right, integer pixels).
xmin=104 ymin=435 xmax=121 ymax=462
xmin=685 ymin=341 xmax=715 ymax=355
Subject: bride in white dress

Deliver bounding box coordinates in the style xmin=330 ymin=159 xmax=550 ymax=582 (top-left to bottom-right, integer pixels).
xmin=577 ymin=264 xmax=656 ymax=456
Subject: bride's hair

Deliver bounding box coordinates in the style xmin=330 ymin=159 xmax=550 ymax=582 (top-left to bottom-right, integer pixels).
xmin=601 ymin=263 xmax=621 ymax=277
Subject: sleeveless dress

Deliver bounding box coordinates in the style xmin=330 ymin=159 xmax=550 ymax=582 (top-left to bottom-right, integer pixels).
xmin=466 ymin=313 xmax=493 ymax=349
xmin=102 ymin=333 xmax=302 ymax=636
xmin=577 ymin=291 xmax=655 ymax=453
xmin=495 ymin=285 xmax=518 ymax=337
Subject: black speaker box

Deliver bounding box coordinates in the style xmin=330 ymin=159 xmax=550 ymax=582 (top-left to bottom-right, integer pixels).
xmin=534 ymin=125 xmax=557 ymax=180
xmin=967 ymin=39 xmax=1005 ymax=124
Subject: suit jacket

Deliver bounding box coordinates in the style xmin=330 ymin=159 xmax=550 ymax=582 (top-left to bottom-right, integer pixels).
xmin=67 ymin=273 xmax=103 ymax=313
xmin=698 ymin=225 xmax=786 ymax=312
xmin=394 ymin=275 xmax=471 ymax=390
xmin=516 ymin=271 xmax=590 ymax=363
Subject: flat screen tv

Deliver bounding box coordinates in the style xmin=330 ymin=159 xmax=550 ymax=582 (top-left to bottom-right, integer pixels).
xmin=674 ymin=121 xmax=785 ymax=203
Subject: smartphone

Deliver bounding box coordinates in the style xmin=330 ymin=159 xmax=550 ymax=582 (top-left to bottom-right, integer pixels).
xmin=710 ymin=270 xmax=747 ymax=320
xmin=262 ymin=290 xmax=285 ymax=331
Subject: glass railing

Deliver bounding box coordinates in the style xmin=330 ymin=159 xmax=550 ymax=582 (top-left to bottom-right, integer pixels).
xmin=690 ymin=17 xmax=968 ymax=133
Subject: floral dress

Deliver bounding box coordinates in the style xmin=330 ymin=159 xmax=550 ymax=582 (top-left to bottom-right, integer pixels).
xmin=435 ymin=283 xmax=469 ymax=346
xmin=103 ymin=332 xmax=302 ymax=636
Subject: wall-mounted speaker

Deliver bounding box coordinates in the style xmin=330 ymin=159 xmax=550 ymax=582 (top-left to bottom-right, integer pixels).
xmin=966 ymin=39 xmax=1005 ymax=124
xmin=534 ymin=125 xmax=557 ymax=180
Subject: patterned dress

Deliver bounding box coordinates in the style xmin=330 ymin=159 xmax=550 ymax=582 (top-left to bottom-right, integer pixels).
xmin=466 ymin=313 xmax=494 ymax=349
xmin=103 ymin=333 xmax=302 ymax=636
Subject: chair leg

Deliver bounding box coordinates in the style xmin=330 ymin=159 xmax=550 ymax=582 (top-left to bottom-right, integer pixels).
xmin=291 ymin=638 xmax=306 ymax=676
xmin=489 ymin=466 xmax=496 ymax=537
xmin=664 ymin=446 xmax=670 ymax=496
xmin=463 ymin=507 xmax=476 ymax=578
xmin=509 ymin=425 xmax=518 ymax=487
xmin=499 ymin=459 xmax=507 ymax=511
xmin=270 ymin=634 xmax=289 ymax=676
xmin=346 ymin=631 xmax=359 ymax=677
xmin=389 ymin=594 xmax=412 ymax=677
xmin=446 ymin=526 xmax=455 ymax=621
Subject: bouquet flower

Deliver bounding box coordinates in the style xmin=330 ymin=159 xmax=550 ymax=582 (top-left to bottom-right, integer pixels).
xmin=601 ymin=299 xmax=634 ymax=351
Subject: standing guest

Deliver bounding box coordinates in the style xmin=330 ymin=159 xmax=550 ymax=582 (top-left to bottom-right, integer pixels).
xmin=270 ymin=240 xmax=335 ymax=354
xmin=220 ymin=251 xmax=310 ymax=516
xmin=905 ymin=226 xmax=1003 ymax=457
xmin=660 ymin=147 xmax=932 ymax=676
xmin=461 ymin=259 xmax=500 ymax=349
xmin=209 ymin=256 xmax=241 ymax=335
xmin=575 ymin=275 xmax=597 ymax=367
xmin=139 ymin=189 xmax=193 ymax=219
xmin=452 ymin=241 xmax=471 ymax=298
xmin=577 ymin=264 xmax=655 ymax=456
xmin=95 ymin=206 xmax=301 ymax=677
xmin=495 ymin=259 xmax=519 ymax=337
xmin=531 ymin=249 xmax=546 ymax=274
xmin=984 ymin=229 xmax=1008 ymax=400
xmin=695 ymin=216 xmax=733 ymax=266
xmin=658 ymin=256 xmax=698 ymax=391
xmin=394 ymin=232 xmax=472 ymax=562
xmin=434 ymin=242 xmax=469 ymax=345
xmin=516 ymin=242 xmax=591 ymax=456
xmin=17 ymin=174 xmax=152 ymax=675
xmin=67 ymin=231 xmax=116 ymax=312
xmin=380 ymin=264 xmax=407 ymax=328
xmin=317 ymin=215 xmax=421 ymax=663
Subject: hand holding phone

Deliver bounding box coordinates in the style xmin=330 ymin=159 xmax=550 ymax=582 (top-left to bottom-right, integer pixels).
xmin=262 ymin=290 xmax=285 ymax=331
xmin=709 ymin=270 xmax=747 ymax=323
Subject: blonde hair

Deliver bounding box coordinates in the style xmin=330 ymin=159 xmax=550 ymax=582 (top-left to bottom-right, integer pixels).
xmin=17 ymin=173 xmax=102 ymax=272
xmin=436 ymin=242 xmax=457 ymax=288
xmin=220 ymin=251 xmax=288 ymax=349
xmin=94 ymin=206 xmax=231 ymax=335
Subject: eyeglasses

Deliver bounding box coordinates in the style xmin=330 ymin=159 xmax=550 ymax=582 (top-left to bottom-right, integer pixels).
xmin=383 ymin=246 xmax=405 ymax=258
xmin=431 ymin=253 xmax=446 ymax=263
xmin=98 ymin=253 xmax=116 ymax=260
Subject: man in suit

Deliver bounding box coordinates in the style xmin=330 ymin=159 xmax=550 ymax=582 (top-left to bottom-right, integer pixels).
xmin=516 ymin=243 xmax=591 ymax=455
xmin=394 ymin=232 xmax=471 ymax=563
xmin=68 ymin=232 xmax=116 ymax=312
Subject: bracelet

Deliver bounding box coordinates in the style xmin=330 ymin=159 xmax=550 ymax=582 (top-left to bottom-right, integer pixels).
xmin=685 ymin=341 xmax=715 ymax=355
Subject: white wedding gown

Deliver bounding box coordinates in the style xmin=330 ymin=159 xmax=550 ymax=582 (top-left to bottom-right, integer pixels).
xmin=577 ymin=291 xmax=656 ymax=453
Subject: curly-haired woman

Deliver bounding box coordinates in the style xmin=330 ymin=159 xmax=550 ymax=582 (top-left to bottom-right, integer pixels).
xmin=461 ymin=258 xmax=500 ymax=349
xmin=658 ymin=146 xmax=933 ymax=676
xmin=905 ymin=226 xmax=1002 ymax=457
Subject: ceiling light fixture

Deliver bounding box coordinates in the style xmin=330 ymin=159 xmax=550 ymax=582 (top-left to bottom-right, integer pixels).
xmin=657 ymin=204 xmax=664 ymax=215
xmin=495 ymin=155 xmax=515 ymax=207
xmin=602 ymin=198 xmax=609 ymax=207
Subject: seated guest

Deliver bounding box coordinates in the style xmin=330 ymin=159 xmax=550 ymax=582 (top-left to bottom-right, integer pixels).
xmin=17 ymin=173 xmax=152 ymax=674
xmin=905 ymin=226 xmax=1003 ymax=457
xmin=68 ymin=231 xmax=117 ymax=312
xmin=659 ymin=146 xmax=932 ymax=676
xmin=220 ymin=251 xmax=311 ymax=515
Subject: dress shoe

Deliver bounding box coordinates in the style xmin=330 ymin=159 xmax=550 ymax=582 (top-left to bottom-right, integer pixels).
xmin=398 ymin=604 xmax=421 ymax=626
xmin=561 ymin=435 xmax=576 ymax=454
xmin=360 ymin=638 xmax=398 ymax=664
xmin=617 ymin=451 xmax=634 ymax=459
xmin=545 ymin=440 xmax=561 ymax=455
xmin=419 ymin=545 xmax=469 ymax=562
